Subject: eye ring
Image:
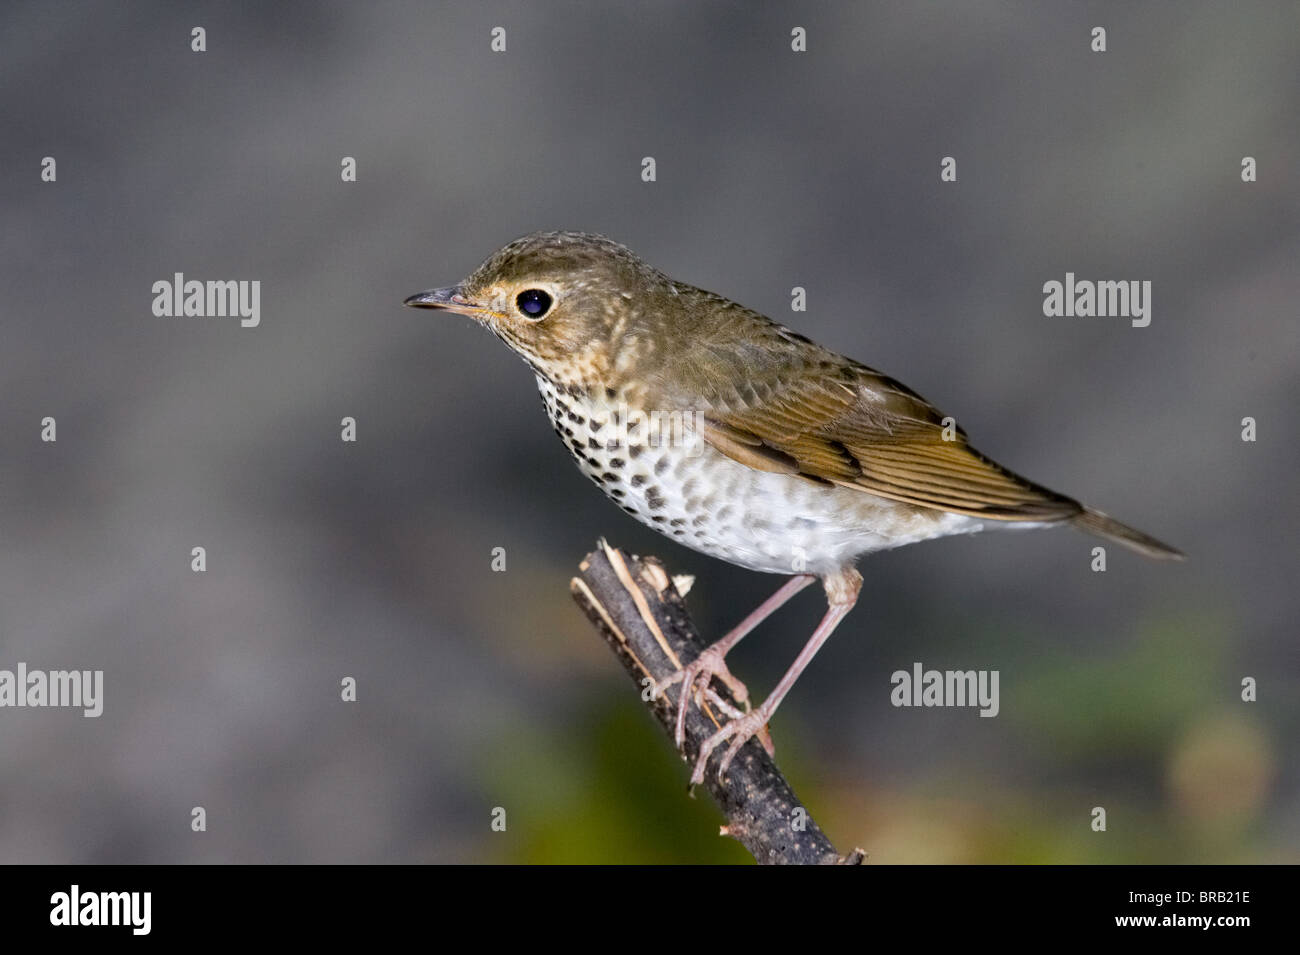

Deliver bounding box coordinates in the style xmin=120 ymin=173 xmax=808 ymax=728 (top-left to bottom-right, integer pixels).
xmin=515 ymin=288 xmax=553 ymax=319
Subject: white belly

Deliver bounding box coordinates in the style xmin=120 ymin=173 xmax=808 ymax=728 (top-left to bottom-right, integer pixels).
xmin=536 ymin=376 xmax=987 ymax=575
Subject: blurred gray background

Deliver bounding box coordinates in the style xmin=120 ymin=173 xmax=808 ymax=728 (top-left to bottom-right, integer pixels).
xmin=2 ymin=1 xmax=1296 ymax=863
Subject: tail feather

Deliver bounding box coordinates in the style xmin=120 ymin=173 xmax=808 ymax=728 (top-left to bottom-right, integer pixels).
xmin=1072 ymin=508 xmax=1184 ymax=561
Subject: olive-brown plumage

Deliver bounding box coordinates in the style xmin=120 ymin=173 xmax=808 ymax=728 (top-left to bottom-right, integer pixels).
xmin=406 ymin=230 xmax=1181 ymax=783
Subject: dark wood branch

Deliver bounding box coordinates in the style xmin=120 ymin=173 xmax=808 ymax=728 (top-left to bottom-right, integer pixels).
xmin=570 ymin=540 xmax=864 ymax=865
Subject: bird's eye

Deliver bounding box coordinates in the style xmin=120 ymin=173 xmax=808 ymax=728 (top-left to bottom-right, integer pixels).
xmin=516 ymin=289 xmax=552 ymax=319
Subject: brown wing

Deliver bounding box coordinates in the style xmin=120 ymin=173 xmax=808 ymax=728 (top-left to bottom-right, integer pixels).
xmin=687 ymin=336 xmax=1081 ymax=522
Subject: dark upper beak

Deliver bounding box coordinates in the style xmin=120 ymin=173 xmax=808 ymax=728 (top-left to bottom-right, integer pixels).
xmin=402 ymin=285 xmax=486 ymax=316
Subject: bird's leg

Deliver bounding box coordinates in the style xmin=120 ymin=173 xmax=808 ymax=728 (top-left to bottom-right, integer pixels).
xmin=689 ymin=567 xmax=862 ymax=787
xmin=654 ymin=574 xmax=815 ymax=749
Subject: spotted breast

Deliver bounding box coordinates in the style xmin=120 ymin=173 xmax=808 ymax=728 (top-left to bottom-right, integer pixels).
xmin=535 ymin=375 xmax=985 ymax=576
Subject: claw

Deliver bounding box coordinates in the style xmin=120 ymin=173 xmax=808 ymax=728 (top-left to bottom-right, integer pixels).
xmin=688 ymin=709 xmax=773 ymax=787
xmin=701 ymin=688 xmax=747 ymax=721
xmin=652 ymin=646 xmax=752 ymax=748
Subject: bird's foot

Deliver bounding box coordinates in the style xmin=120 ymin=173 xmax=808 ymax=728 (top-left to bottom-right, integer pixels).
xmin=688 ymin=705 xmax=776 ymax=787
xmin=653 ymin=646 xmax=751 ymax=748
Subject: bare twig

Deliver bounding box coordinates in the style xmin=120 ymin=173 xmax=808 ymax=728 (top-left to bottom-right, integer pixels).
xmin=570 ymin=540 xmax=865 ymax=865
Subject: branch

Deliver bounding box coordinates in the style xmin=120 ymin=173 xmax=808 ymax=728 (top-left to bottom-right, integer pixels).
xmin=570 ymin=540 xmax=864 ymax=865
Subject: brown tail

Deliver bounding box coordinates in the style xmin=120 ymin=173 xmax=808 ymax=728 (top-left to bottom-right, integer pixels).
xmin=1072 ymin=508 xmax=1184 ymax=560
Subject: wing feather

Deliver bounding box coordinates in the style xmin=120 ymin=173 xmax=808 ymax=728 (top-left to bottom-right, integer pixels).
xmin=692 ymin=347 xmax=1081 ymax=522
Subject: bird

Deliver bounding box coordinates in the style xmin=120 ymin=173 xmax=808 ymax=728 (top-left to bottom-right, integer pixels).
xmin=405 ymin=230 xmax=1183 ymax=785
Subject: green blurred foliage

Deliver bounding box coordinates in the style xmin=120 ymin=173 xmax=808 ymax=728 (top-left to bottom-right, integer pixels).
xmin=482 ymin=608 xmax=1285 ymax=864
xmin=1007 ymin=611 xmax=1227 ymax=758
xmin=483 ymin=697 xmax=751 ymax=864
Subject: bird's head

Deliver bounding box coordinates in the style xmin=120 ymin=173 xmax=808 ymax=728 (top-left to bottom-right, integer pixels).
xmin=405 ymin=231 xmax=673 ymax=387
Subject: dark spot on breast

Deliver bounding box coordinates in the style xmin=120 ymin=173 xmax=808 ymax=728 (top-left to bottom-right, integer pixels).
xmin=651 ymin=515 xmax=666 ymax=524
xmin=609 ymin=488 xmax=625 ymax=499
xmin=605 ymin=387 xmax=617 ymax=399
xmin=589 ymin=419 xmax=605 ymax=433
xmin=588 ymin=437 xmax=601 ymax=449
xmin=654 ymin=456 xmax=670 ymax=476
xmin=669 ymin=518 xmax=685 ymax=527
xmin=601 ymin=472 xmax=620 ymax=483
xmin=630 ymin=475 xmax=646 ymax=487
xmin=628 ymin=445 xmax=642 ymax=459
xmin=608 ymin=458 xmax=624 ymax=469
xmin=567 ymin=412 xmax=584 ymax=424
xmin=605 ymin=439 xmax=621 ymax=451
xmin=645 ymin=487 xmax=666 ymax=511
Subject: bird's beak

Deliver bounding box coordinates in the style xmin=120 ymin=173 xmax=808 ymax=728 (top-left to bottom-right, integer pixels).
xmin=402 ymin=285 xmax=487 ymax=317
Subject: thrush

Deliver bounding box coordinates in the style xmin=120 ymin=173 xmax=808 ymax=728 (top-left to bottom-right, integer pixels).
xmin=405 ymin=231 xmax=1182 ymax=785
